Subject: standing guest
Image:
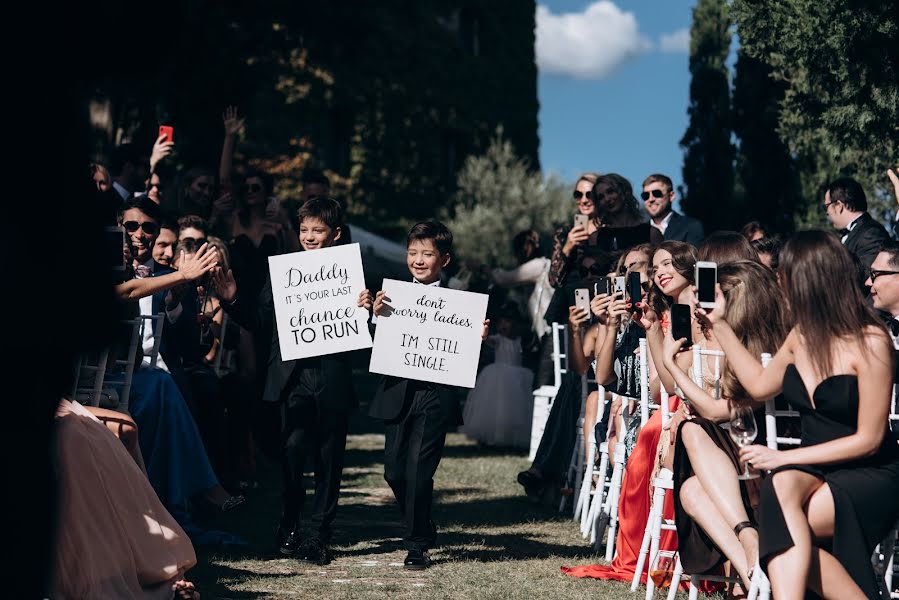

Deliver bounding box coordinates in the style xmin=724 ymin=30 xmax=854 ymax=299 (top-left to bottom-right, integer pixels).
xmin=823 ymin=176 xmax=889 ymax=283
xmin=302 ymin=168 xmax=331 ymax=202
xmin=370 ymin=221 xmax=489 ymax=570
xmin=174 ymin=167 xmax=216 ymax=218
xmin=548 ymin=172 xmax=602 ymax=289
xmin=642 ymin=174 xmax=705 ymax=246
xmin=698 ymin=230 xmax=899 ymax=599
xmin=145 ymin=170 xmax=166 ymax=205
xmin=110 ymin=143 xmax=150 ymax=202
xmin=178 ymin=214 xmax=209 ymax=245
xmin=740 ymin=220 xmax=769 ymax=242
xmin=214 ymin=197 xmax=371 ymax=565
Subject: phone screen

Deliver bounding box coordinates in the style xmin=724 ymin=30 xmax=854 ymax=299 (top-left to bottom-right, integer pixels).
xmin=671 ymin=304 xmax=692 ymax=347
xmin=697 ymin=265 xmax=716 ymax=304
xmin=627 ymin=271 xmax=642 ymax=308
xmin=614 ymin=276 xmax=626 ymax=295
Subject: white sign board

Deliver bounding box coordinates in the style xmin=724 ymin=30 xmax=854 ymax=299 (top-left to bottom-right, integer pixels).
xmin=368 ymin=279 xmax=488 ymax=388
xmin=268 ymin=243 xmax=372 ymax=360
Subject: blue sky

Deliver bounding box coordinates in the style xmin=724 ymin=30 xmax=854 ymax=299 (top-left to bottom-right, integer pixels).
xmin=537 ymin=0 xmax=698 ymax=195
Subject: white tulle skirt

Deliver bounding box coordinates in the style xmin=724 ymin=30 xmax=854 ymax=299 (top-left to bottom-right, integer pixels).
xmin=461 ymin=362 xmax=534 ymax=448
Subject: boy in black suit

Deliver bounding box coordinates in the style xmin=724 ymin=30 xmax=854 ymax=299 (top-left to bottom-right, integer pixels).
xmin=370 ymin=221 xmax=487 ymax=570
xmin=213 ymin=198 xmax=373 ymax=565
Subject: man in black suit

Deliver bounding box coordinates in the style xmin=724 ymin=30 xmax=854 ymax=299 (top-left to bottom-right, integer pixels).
xmin=641 ymin=173 xmax=704 ymax=246
xmin=823 ymin=177 xmax=890 ymax=284
xmin=865 ymin=241 xmax=899 ymax=441
xmin=215 ymin=198 xmax=372 ymax=565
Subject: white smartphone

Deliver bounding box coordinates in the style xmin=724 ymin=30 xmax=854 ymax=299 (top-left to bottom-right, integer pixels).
xmin=613 ymin=276 xmax=626 ymax=295
xmin=574 ymin=288 xmax=592 ymax=321
xmin=573 ymin=214 xmax=589 ymax=230
xmin=695 ymin=261 xmax=717 ymax=309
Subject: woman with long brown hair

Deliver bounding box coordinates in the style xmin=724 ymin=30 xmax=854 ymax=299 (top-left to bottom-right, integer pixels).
xmin=696 ymin=230 xmax=899 ymax=599
xmin=659 ymin=260 xmax=786 ymax=589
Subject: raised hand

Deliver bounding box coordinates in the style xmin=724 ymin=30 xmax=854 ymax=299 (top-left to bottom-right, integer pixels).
xmin=568 ymin=304 xmax=590 ymax=330
xmin=178 ymin=243 xmax=219 ymax=282
xmin=606 ymin=292 xmax=629 ymax=325
xmin=563 ymin=225 xmax=590 ymax=254
xmin=357 ymin=288 xmax=373 ymax=311
xmin=481 ymin=319 xmax=490 ymax=341
xmin=150 ymin=133 xmax=175 ymax=173
xmin=212 ymin=192 xmax=235 ymax=214
xmin=590 ymin=291 xmax=614 ymax=319
xmin=222 ymin=105 xmax=245 ymax=137
xmin=211 ymin=267 xmax=237 ymax=303
xmin=632 ymin=303 xmax=659 ymax=331
xmin=692 ymin=283 xmax=726 ymax=328
xmin=661 ymin=329 xmax=688 ymax=367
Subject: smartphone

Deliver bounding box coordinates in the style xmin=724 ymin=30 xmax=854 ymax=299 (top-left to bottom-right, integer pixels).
xmin=574 ymin=288 xmax=592 ymax=322
xmin=614 ymin=276 xmax=626 ymax=295
xmin=594 ymin=277 xmax=612 ymax=297
xmin=158 ymin=125 xmax=174 ymax=143
xmin=695 ymin=261 xmax=717 ymax=309
xmin=627 ymin=271 xmax=642 ymax=309
xmin=671 ymin=303 xmax=693 ymax=348
xmin=574 ymin=214 xmax=589 ymax=231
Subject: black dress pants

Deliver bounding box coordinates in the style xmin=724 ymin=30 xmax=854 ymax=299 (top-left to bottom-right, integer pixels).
xmin=280 ymin=390 xmax=349 ymax=542
xmin=383 ymin=386 xmax=448 ymax=551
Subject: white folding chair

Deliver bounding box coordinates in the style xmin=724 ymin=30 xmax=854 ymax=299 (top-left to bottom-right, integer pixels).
xmin=575 ymin=382 xmax=603 ymax=525
xmin=641 ymin=338 xmax=671 ymax=428
xmin=529 ymin=322 xmax=568 ymax=462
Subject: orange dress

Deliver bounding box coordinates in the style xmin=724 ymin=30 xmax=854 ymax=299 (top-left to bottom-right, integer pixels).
xmin=561 ymin=394 xmax=680 ymax=584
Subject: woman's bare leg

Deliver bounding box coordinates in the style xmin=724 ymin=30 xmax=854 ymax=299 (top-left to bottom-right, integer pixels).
xmin=765 ymin=470 xmax=822 ymax=599
xmin=583 ymin=390 xmax=600 ymax=467
xmin=803 ymin=483 xmax=866 ymax=600
xmin=679 ymin=476 xmax=751 ymax=584
xmin=680 ymin=422 xmax=757 ymax=568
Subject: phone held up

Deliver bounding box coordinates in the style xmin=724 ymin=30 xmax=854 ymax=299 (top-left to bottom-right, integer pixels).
xmin=573 ymin=213 xmax=589 ymax=231
xmin=158 ymin=125 xmax=174 ymax=143
xmin=574 ymin=288 xmax=592 ymax=323
xmin=695 ymin=261 xmax=717 ymax=309
xmin=594 ymin=277 xmax=612 ymax=298
xmin=671 ymin=303 xmax=692 ymax=349
xmin=627 ymin=271 xmax=642 ymax=311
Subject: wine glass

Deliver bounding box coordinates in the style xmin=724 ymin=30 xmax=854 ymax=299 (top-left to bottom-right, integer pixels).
xmin=729 ymin=406 xmax=759 ymax=480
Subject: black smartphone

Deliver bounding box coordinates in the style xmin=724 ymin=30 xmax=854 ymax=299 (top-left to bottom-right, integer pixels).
xmin=594 ymin=277 xmax=612 ymax=297
xmin=627 ymin=271 xmax=642 ymax=310
xmin=671 ymin=303 xmax=692 ymax=348
xmin=695 ymin=261 xmax=717 ymax=308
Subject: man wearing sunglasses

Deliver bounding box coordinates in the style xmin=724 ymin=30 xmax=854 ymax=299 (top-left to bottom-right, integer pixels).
xmin=121 ymin=196 xmax=201 ymax=378
xmin=865 ymin=241 xmax=899 ymax=441
xmin=641 ymin=174 xmax=704 ymax=247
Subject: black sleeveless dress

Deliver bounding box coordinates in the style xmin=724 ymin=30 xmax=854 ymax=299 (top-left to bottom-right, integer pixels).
xmin=758 ymin=364 xmax=899 ymax=598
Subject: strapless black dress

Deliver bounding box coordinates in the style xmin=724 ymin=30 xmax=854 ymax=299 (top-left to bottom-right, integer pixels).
xmin=758 ymin=364 xmax=899 ymax=598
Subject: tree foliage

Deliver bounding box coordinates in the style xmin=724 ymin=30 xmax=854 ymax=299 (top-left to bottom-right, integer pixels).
xmin=680 ymin=0 xmax=735 ymax=233
xmin=732 ymin=0 xmax=899 ymax=223
xmin=445 ymin=130 xmax=569 ymax=266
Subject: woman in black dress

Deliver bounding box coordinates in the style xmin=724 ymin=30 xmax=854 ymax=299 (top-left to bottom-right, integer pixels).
xmin=695 ymin=231 xmax=899 ymax=599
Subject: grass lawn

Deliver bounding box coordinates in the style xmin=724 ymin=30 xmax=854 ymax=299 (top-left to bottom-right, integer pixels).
xmin=190 ymin=371 xmax=699 ymax=599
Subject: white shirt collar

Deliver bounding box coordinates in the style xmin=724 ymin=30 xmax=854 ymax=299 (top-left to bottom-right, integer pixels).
xmin=413 ymin=277 xmax=441 ymax=287
xmin=650 ymin=211 xmax=674 ymax=234
xmin=845 ymin=213 xmax=864 ymax=232
xmin=112 ymin=181 xmax=131 ymax=201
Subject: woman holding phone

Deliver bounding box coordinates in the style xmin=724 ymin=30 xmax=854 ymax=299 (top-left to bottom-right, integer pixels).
xmin=695 ymin=231 xmax=899 ymax=599
xmin=548 ymin=172 xmax=601 ymax=289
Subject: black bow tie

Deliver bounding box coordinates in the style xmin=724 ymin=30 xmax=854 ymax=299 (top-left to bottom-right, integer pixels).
xmin=838 ymin=228 xmax=850 ymax=237
xmin=887 ymin=317 xmax=899 ymax=338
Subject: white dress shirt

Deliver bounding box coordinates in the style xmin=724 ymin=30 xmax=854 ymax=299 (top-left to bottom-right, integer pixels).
xmin=840 ymin=214 xmax=864 ymax=244
xmin=651 ymin=211 xmax=674 ymax=236
xmin=133 ymin=259 xmax=184 ymax=372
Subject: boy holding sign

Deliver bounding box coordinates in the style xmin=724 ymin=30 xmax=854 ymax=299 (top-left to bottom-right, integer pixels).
xmin=370 ymin=221 xmax=488 ymax=570
xmin=213 ymin=198 xmax=373 ymax=565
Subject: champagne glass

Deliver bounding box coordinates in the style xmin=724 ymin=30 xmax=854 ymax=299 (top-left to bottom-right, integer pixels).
xmin=729 ymin=406 xmax=759 ymax=480
xmin=649 ymin=550 xmax=676 ymax=588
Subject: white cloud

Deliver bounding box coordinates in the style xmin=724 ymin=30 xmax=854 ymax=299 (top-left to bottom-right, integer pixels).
xmin=536 ymin=1 xmax=651 ymax=79
xmin=659 ymin=28 xmax=690 ymax=53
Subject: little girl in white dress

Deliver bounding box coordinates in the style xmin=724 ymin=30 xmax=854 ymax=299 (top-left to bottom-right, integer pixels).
xmin=462 ymin=315 xmax=534 ymax=448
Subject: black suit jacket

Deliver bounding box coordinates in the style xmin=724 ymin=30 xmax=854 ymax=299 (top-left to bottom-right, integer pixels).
xmin=662 ymin=212 xmax=705 ymax=246
xmin=222 ymin=275 xmax=357 ymax=411
xmin=147 ymin=264 xmax=201 ymax=375
xmin=367 ymin=280 xmax=463 ymax=426
xmin=843 ymin=213 xmax=890 ymax=282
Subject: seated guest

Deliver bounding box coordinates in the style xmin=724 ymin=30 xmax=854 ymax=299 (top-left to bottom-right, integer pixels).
xmin=152 ymin=217 xmax=179 ymax=269
xmin=751 ymin=236 xmax=782 ymax=271
xmin=54 ymin=398 xmax=198 ymax=599
xmin=660 ymin=261 xmax=786 ymax=589
xmin=699 ymin=230 xmax=760 ymax=265
xmin=698 ymin=231 xmax=899 ymax=599
xmin=642 ymin=173 xmax=704 ymax=246
xmin=865 ymin=240 xmax=899 ymax=440
xmin=178 ymin=214 xmax=209 ymax=245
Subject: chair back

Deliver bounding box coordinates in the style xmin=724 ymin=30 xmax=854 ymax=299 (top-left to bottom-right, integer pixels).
xmin=638 ymin=337 xmax=670 ymax=428
xmin=691 ymin=345 xmax=724 ymax=400
xmin=551 ymin=321 xmax=569 ymax=388
xmin=761 ymin=352 xmax=801 ymax=449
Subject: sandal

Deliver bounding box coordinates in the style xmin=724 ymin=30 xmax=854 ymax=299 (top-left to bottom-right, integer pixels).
xmin=733 ymin=521 xmax=758 ymax=585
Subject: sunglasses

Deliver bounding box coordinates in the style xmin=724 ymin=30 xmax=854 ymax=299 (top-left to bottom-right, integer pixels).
xmin=641 ymin=189 xmax=667 ymax=201
xmin=181 ymin=236 xmax=207 ymax=247
xmin=870 ymin=269 xmax=899 ymax=282
xmin=573 ymin=190 xmax=593 ymax=201
xmin=242 ymin=183 xmax=263 ymax=193
xmin=123 ymin=220 xmax=159 ymax=235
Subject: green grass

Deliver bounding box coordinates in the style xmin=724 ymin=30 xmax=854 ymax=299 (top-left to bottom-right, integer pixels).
xmin=190 ymin=372 xmax=697 ymax=599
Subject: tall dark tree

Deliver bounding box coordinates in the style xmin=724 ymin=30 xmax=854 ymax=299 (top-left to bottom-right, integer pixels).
xmin=680 ymin=0 xmax=735 ymax=233
xmin=732 ymin=49 xmax=800 ymax=235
